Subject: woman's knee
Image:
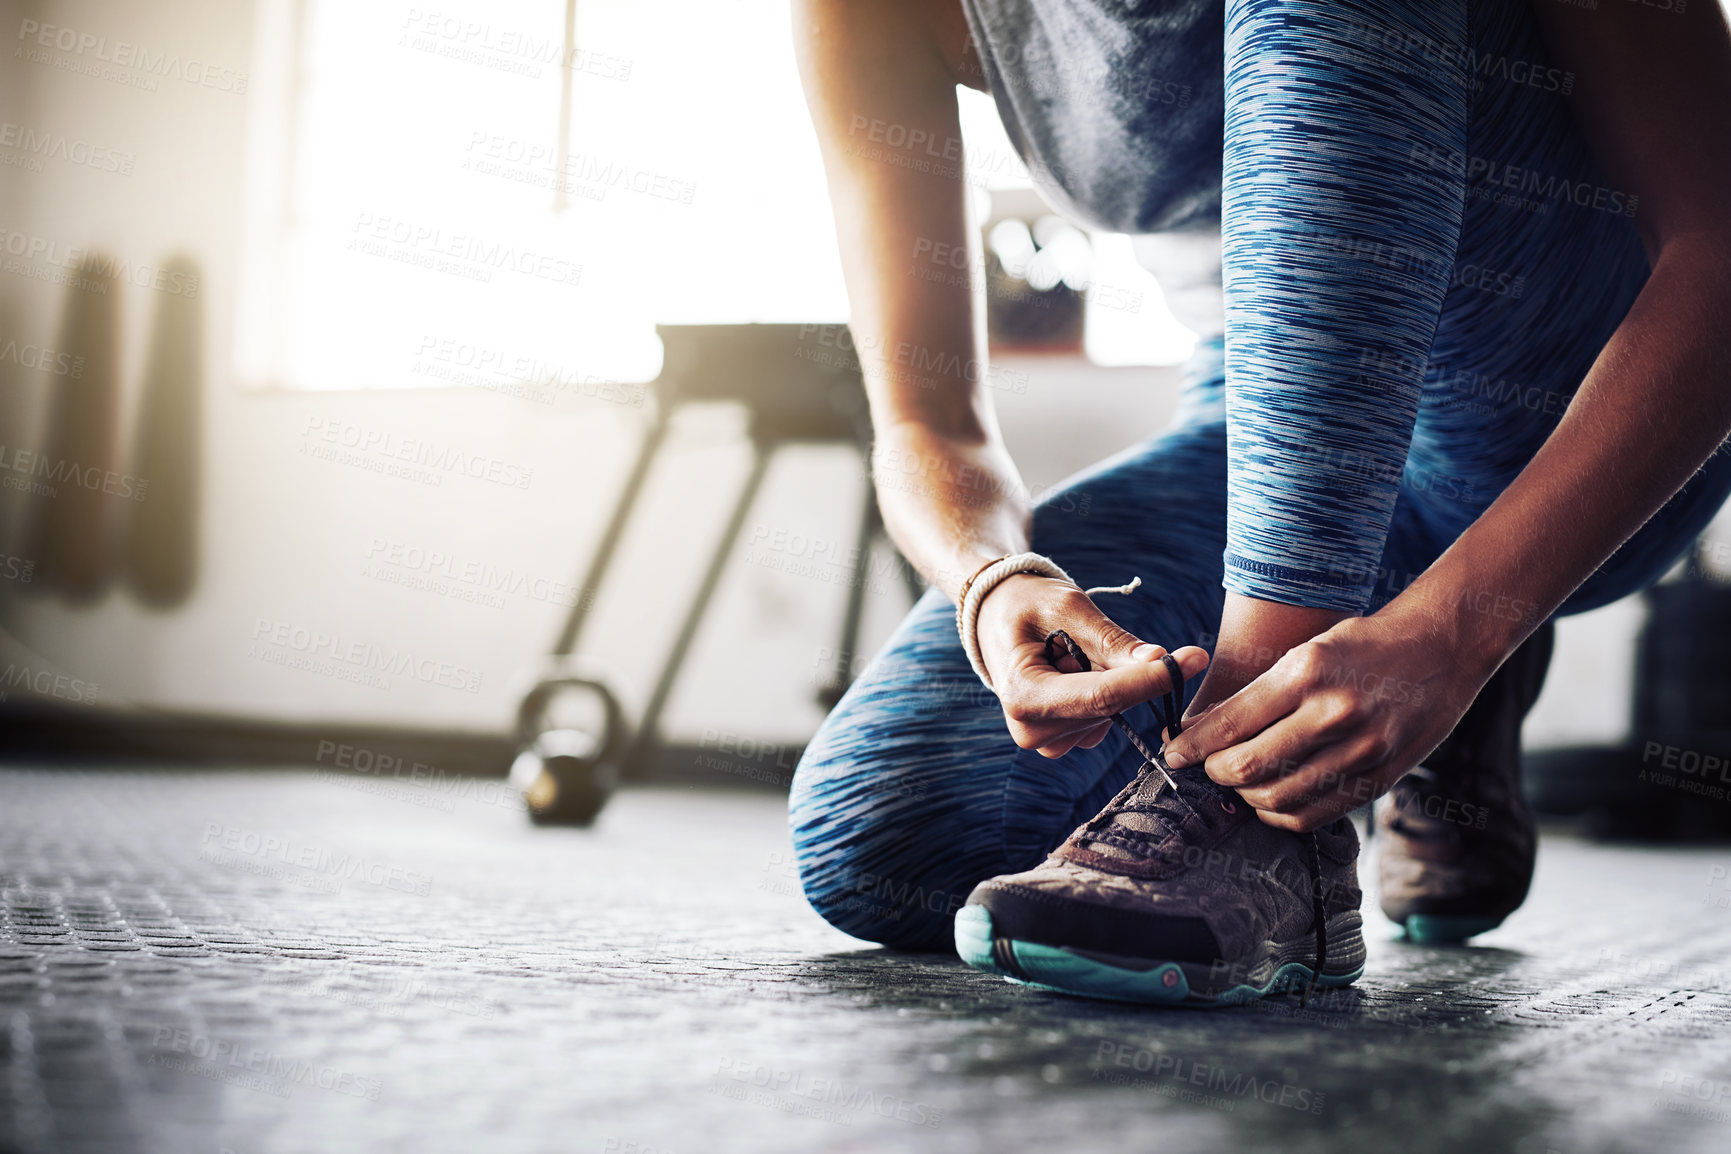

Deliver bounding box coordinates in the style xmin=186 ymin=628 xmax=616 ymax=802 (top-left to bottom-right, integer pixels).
xmin=792 ymin=849 xmax=967 ymax=952
xmin=788 ymin=647 xmax=1008 ymax=950
xmin=789 ymin=746 xmax=974 ymax=950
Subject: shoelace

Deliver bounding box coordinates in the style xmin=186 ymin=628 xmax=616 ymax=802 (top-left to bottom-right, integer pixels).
xmin=1043 ymin=631 xmax=1198 ymax=828
xmin=1043 ymin=629 xmax=1329 ymax=1004
xmin=1042 ymin=631 xmax=1184 ymax=763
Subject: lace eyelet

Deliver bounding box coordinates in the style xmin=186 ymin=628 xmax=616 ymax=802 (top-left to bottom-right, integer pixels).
xmin=1220 ymin=800 xmax=1236 ymax=814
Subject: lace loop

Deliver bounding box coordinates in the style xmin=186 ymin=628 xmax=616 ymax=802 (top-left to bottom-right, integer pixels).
xmin=1043 ymin=629 xmax=1195 ymax=822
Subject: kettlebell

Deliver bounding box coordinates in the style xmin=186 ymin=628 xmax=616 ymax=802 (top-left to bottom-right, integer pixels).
xmin=510 ymin=674 xmax=625 ymax=826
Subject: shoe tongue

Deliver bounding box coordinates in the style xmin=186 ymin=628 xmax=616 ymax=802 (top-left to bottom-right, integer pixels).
xmin=1081 ymin=762 xmax=1213 ymax=861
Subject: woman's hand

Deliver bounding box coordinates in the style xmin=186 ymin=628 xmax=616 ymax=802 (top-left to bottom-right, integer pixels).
xmin=1161 ymin=604 xmax=1489 ymax=831
xmin=975 ymin=574 xmax=1210 ymax=759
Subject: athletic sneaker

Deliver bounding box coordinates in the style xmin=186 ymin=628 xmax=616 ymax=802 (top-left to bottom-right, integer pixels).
xmin=955 ymin=759 xmax=1367 ymax=1006
xmin=1374 ymin=622 xmax=1555 ymax=943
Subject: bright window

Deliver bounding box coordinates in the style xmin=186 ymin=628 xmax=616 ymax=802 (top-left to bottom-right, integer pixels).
xmin=234 ymin=0 xmax=1190 ymax=392
xmin=236 ymin=0 xmax=850 ymax=391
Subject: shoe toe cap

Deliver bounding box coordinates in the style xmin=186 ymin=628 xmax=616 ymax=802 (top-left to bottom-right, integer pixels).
xmin=965 ymin=876 xmax=1221 ymax=964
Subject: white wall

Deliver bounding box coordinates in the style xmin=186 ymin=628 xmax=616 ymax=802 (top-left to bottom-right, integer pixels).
xmin=0 ymin=0 xmax=1693 ymax=754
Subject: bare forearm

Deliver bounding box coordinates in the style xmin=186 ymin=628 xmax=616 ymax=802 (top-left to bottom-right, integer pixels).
xmin=1184 ymin=595 xmax=1350 ymax=716
xmin=869 ymin=417 xmax=1030 ymax=598
xmin=794 ymin=0 xmax=1030 ymax=599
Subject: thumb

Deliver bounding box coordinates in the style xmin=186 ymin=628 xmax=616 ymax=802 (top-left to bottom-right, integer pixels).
xmin=1079 ymin=611 xmax=1164 ymax=671
xmin=1074 ymin=609 xmax=1211 ymax=687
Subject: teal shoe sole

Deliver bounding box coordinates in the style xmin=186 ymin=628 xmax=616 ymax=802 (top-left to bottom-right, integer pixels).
xmin=955 ymin=905 xmax=1364 ymax=1007
xmin=1400 ymin=913 xmax=1504 ymax=943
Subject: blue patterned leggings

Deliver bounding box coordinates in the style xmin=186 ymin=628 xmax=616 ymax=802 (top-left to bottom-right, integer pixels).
xmin=789 ymin=0 xmax=1731 ymax=949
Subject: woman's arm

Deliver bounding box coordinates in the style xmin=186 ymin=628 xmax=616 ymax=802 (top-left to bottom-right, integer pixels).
xmin=1166 ymin=0 xmax=1731 ymax=828
xmin=792 ymin=0 xmax=1014 ymax=596
xmin=1173 ymin=1 xmax=1476 ymax=721
xmin=793 ymin=0 xmax=1206 ymax=754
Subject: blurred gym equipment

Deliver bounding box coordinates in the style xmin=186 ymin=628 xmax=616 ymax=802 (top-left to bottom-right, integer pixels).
xmin=125 ymin=254 xmax=204 ymax=608
xmin=1526 ymin=541 xmax=1731 ymax=840
xmin=511 ymin=323 xmax=920 ymax=825
xmin=27 ymin=255 xmax=122 ymax=601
